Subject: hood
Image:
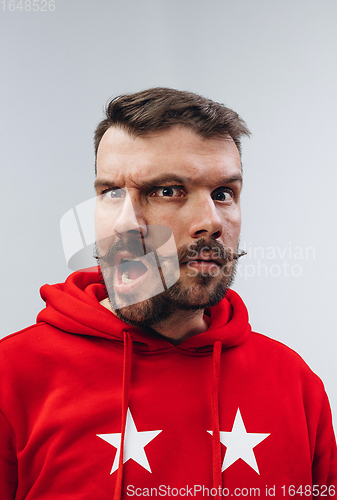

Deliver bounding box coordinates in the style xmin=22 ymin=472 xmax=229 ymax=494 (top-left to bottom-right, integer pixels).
xmin=37 ymin=268 xmax=251 ymax=353
xmin=37 ymin=268 xmax=252 ymax=499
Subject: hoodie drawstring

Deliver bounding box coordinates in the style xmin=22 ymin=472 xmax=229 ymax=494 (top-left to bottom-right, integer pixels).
xmin=114 ymin=333 xmax=223 ymax=499
xmin=113 ymin=330 xmax=133 ymax=500
xmin=212 ymin=339 xmax=223 ymax=499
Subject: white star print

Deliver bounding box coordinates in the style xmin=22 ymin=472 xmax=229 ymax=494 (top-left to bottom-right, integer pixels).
xmin=208 ymin=408 xmax=270 ymax=474
xmin=97 ymin=408 xmax=162 ymax=474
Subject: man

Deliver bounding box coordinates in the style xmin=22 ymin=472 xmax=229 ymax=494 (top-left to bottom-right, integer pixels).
xmin=0 ymin=88 xmax=336 ymax=499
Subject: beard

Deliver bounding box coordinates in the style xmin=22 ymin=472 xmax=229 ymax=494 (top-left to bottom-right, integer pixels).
xmin=97 ymin=237 xmax=244 ymax=330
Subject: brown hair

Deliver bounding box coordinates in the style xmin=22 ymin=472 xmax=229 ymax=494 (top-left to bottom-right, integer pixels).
xmin=94 ymin=87 xmax=250 ymax=170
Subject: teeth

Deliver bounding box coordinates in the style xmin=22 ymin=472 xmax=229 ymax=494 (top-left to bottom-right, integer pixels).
xmin=121 ymin=270 xmax=133 ymax=284
xmin=120 ymin=257 xmax=144 ymax=285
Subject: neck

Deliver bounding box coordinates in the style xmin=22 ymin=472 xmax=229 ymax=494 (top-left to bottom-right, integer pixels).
xmin=151 ymin=309 xmax=210 ymax=345
xmin=100 ymin=298 xmax=210 ymax=345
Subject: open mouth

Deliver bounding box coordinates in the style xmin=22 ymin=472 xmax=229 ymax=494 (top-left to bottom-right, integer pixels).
xmin=119 ymin=257 xmax=148 ymax=284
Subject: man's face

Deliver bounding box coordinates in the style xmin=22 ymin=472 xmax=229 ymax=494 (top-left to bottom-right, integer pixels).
xmin=95 ymin=126 xmax=242 ymax=327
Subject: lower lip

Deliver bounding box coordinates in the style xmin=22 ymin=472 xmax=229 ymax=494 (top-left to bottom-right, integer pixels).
xmin=183 ymin=261 xmax=220 ymax=271
xmin=114 ymin=264 xmax=150 ymax=294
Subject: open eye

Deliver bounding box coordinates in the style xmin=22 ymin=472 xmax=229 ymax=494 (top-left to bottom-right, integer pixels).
xmin=212 ymin=188 xmax=234 ymax=203
xmin=150 ymin=186 xmax=185 ymax=198
xmin=101 ymin=187 xmax=126 ymax=199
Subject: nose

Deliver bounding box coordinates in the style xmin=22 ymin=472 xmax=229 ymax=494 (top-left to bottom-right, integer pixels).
xmin=189 ymin=196 xmax=223 ymax=240
xmin=113 ymin=193 xmax=147 ymax=239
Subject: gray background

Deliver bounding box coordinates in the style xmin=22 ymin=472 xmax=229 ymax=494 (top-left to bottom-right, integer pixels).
xmin=1 ymin=0 xmax=336 ymax=426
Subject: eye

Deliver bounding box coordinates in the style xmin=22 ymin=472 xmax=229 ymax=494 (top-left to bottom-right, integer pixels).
xmin=150 ymin=186 xmax=185 ymax=198
xmin=101 ymin=187 xmax=126 ymax=199
xmin=212 ymin=188 xmax=234 ymax=203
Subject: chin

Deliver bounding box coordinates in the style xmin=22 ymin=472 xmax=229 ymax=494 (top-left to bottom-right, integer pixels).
xmin=111 ymin=276 xmax=229 ymax=330
xmin=103 ymin=261 xmax=237 ymax=329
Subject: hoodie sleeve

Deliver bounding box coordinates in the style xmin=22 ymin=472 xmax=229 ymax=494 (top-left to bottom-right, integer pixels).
xmin=0 ymin=410 xmax=18 ymax=499
xmin=312 ymin=391 xmax=337 ymax=494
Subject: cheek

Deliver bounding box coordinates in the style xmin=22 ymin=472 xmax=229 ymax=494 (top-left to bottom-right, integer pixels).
xmin=95 ymin=209 xmax=117 ymax=254
xmin=222 ymin=212 xmax=241 ymax=247
xmin=95 ymin=207 xmax=107 ymax=240
xmin=230 ymin=204 xmax=241 ymax=229
xmin=232 ymin=212 xmax=242 ymax=236
xmin=159 ymin=217 xmax=186 ymax=245
xmin=146 ymin=206 xmax=182 ymax=234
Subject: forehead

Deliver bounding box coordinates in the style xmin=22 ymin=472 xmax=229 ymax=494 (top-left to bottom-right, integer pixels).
xmin=96 ymin=126 xmax=241 ymax=185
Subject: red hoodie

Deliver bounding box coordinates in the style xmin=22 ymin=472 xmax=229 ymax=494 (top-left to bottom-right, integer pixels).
xmin=0 ymin=269 xmax=336 ymax=499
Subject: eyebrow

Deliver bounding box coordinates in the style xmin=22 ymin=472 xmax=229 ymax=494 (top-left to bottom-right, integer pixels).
xmin=134 ymin=174 xmax=195 ymax=188
xmin=95 ymin=173 xmax=243 ymax=191
xmin=134 ymin=173 xmax=243 ymax=189
xmin=94 ymin=179 xmax=116 ymax=192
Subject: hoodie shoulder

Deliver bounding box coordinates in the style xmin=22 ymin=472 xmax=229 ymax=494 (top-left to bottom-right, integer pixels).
xmin=0 ymin=323 xmax=46 ymax=347
xmin=247 ymin=330 xmax=326 ymax=394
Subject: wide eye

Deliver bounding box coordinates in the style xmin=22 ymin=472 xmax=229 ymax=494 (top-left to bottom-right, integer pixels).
xmin=102 ymin=187 xmax=126 ymax=199
xmin=212 ymin=189 xmax=234 ymax=203
xmin=150 ymin=186 xmax=185 ymax=198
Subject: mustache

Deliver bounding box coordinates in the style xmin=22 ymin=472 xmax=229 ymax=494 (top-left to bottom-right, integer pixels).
xmin=94 ymin=237 xmax=146 ymax=262
xmin=94 ymin=237 xmax=246 ymax=267
xmin=179 ymin=238 xmax=246 ymax=266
